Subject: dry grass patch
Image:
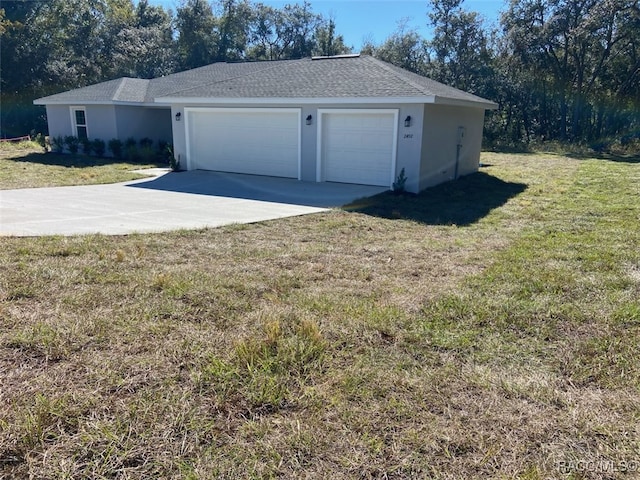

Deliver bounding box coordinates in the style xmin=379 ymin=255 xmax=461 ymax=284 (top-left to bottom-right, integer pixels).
xmin=1 ymin=152 xmax=640 ymax=478
xmin=0 ymin=142 xmax=163 ymax=189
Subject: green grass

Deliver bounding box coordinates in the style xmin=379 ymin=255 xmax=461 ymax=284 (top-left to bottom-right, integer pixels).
xmin=0 ymin=142 xmax=165 ymax=189
xmin=1 ymin=152 xmax=639 ymax=478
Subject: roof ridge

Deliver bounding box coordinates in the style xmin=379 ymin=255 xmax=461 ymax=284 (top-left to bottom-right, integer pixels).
xmin=365 ymin=56 xmax=434 ymax=97
xmin=157 ymin=59 xmax=297 ymax=98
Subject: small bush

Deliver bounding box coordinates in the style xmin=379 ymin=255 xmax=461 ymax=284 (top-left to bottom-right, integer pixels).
xmin=80 ymin=137 xmax=93 ymax=156
xmin=92 ymin=139 xmax=106 ymax=157
xmin=590 ymin=140 xmax=610 ymax=153
xmin=157 ymin=140 xmax=169 ymax=161
xmin=51 ymin=135 xmax=64 ymax=153
xmin=139 ymin=137 xmax=153 ymax=149
xmin=64 ymin=135 xmax=79 ymax=154
xmin=166 ymin=144 xmax=180 ymax=171
xmin=393 ymin=167 xmax=407 ymax=193
xmin=124 ymin=137 xmax=139 ymax=161
xmin=108 ymin=139 xmax=123 ymax=159
xmin=137 ymin=138 xmax=154 ymax=161
xmin=33 ymin=133 xmax=48 ymax=153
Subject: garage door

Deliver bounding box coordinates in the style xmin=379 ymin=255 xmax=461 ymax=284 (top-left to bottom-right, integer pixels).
xmin=320 ymin=110 xmax=397 ymax=186
xmin=187 ymin=108 xmax=300 ymax=178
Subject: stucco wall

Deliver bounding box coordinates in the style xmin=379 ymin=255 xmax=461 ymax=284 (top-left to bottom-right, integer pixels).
xmin=45 ymin=105 xmax=74 ymax=139
xmin=419 ymin=104 xmax=485 ymax=191
xmin=45 ymin=104 xmax=118 ymax=141
xmin=114 ymin=106 xmax=172 ymax=143
xmin=171 ymin=103 xmax=425 ymax=192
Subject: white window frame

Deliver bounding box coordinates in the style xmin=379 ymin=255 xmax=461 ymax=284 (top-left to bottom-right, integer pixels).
xmin=70 ymin=106 xmax=89 ymax=139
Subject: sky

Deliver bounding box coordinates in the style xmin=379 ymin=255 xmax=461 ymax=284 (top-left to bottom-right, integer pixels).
xmin=146 ymin=0 xmax=506 ymax=51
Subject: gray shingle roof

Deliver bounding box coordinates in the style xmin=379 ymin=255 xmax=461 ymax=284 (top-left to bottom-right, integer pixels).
xmin=34 ymin=55 xmax=497 ymax=108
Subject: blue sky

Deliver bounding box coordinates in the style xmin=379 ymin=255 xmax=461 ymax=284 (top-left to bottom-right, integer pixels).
xmin=146 ymin=0 xmax=506 ymax=51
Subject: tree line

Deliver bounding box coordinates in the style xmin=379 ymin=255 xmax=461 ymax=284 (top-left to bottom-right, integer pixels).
xmin=369 ymin=0 xmax=639 ymax=149
xmin=1 ymin=0 xmax=639 ymax=150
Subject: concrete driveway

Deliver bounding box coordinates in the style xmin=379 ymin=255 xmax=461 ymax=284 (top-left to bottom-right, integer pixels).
xmin=0 ymin=170 xmax=387 ymax=236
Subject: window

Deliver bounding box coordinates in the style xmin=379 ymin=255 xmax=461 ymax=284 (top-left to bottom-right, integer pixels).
xmin=71 ymin=107 xmax=88 ymax=139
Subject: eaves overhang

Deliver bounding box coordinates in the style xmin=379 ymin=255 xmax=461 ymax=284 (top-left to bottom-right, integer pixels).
xmin=154 ymin=95 xmax=497 ymax=109
xmin=33 ymin=99 xmax=160 ymax=107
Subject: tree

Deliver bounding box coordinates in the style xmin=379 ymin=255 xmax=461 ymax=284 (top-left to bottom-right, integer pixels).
xmin=247 ymin=3 xmax=280 ymax=60
xmin=500 ymin=0 xmax=640 ymax=142
xmin=214 ymin=0 xmax=253 ymax=61
xmin=425 ymin=0 xmax=494 ymax=95
xmin=109 ymin=0 xmax=177 ymax=78
xmin=278 ymin=2 xmax=321 ymax=59
xmin=176 ymin=0 xmax=216 ymax=69
xmin=374 ymin=20 xmax=427 ymax=74
xmin=312 ymin=17 xmax=351 ymax=57
xmin=246 ymin=1 xmax=321 ymax=60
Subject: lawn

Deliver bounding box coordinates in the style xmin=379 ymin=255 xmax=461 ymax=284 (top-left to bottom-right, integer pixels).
xmin=1 ymin=152 xmax=639 ymax=479
xmin=0 ymin=142 xmax=165 ymax=189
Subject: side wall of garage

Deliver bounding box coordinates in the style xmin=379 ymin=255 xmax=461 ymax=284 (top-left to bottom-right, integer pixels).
xmin=171 ymin=102 xmax=425 ymax=193
xmin=419 ymin=104 xmax=485 ymax=190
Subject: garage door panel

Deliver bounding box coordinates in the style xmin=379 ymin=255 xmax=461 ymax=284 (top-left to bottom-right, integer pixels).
xmin=321 ymin=111 xmax=396 ymax=187
xmin=188 ymin=109 xmax=299 ymax=178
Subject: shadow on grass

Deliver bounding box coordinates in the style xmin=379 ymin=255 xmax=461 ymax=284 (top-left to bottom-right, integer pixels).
xmin=3 ymin=151 xmax=166 ymax=168
xmin=345 ymin=172 xmax=527 ymax=226
xmin=564 ymin=151 xmax=640 ymax=164
xmin=486 ymin=144 xmax=640 ymax=164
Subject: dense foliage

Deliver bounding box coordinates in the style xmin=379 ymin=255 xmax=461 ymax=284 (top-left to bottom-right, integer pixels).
xmin=1 ymin=0 xmax=638 ymax=149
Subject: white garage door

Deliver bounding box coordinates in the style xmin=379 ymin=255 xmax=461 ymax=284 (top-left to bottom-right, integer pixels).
xmin=320 ymin=110 xmax=397 ymax=186
xmin=187 ymin=108 xmax=300 ymax=178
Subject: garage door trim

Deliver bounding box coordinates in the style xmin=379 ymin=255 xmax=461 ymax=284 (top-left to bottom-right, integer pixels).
xmin=316 ymin=108 xmax=399 ymax=186
xmin=184 ymin=107 xmax=302 ymax=179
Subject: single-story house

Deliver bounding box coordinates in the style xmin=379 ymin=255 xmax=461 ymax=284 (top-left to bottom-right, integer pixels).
xmin=34 ymin=54 xmax=497 ymax=194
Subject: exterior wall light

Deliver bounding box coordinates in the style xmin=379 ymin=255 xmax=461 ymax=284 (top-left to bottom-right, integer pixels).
xmin=404 ymin=115 xmax=411 ymax=127
xmin=175 ymin=112 xmax=181 ymax=121
xmin=306 ymin=114 xmax=313 ymax=125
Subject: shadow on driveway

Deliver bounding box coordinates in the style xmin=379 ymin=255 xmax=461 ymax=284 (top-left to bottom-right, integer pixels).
xmin=128 ymin=170 xmax=389 ymax=208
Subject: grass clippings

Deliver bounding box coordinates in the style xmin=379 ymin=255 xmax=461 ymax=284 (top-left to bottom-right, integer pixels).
xmin=1 ymin=152 xmax=639 ymax=479
xmin=0 ymin=142 xmax=164 ymax=189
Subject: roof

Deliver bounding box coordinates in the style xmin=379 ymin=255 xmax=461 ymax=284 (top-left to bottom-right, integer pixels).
xmin=34 ymin=55 xmax=497 ymax=109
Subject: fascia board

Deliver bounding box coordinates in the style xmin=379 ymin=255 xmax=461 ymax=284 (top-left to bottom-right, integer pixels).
xmin=33 ymin=100 xmax=159 ymax=107
xmin=432 ymin=96 xmax=499 ymax=110
xmin=154 ymin=96 xmax=437 ymax=106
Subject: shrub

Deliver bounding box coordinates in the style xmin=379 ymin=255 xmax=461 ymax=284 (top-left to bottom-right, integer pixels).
xmin=393 ymin=167 xmax=407 ymax=193
xmin=166 ymin=144 xmax=180 ymax=171
xmin=80 ymin=137 xmax=93 ymax=156
xmin=139 ymin=138 xmax=155 ymax=161
xmin=33 ymin=133 xmax=48 ymax=153
xmin=139 ymin=137 xmax=153 ymax=148
xmin=64 ymin=135 xmax=79 ymax=154
xmin=108 ymin=139 xmax=123 ymax=158
xmin=124 ymin=137 xmax=139 ymax=161
xmin=92 ymin=139 xmax=106 ymax=157
xmin=157 ymin=140 xmax=169 ymax=161
xmin=590 ymin=140 xmax=610 ymax=153
xmin=51 ymin=135 xmax=64 ymax=153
